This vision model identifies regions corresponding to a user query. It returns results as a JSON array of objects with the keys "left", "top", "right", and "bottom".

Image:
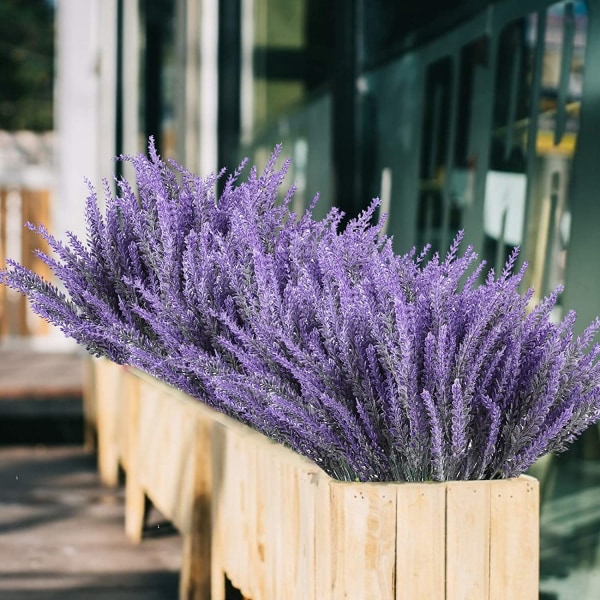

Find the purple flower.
[{"left": 3, "top": 139, "right": 600, "bottom": 482}]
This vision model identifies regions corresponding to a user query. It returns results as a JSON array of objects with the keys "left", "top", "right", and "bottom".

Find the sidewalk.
[
  {"left": 0, "top": 349, "right": 83, "bottom": 399},
  {"left": 0, "top": 349, "right": 84, "bottom": 445},
  {"left": 0, "top": 446, "right": 181, "bottom": 599},
  {"left": 0, "top": 349, "right": 182, "bottom": 599}
]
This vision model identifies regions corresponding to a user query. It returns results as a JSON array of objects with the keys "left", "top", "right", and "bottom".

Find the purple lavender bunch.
[
  {"left": 194, "top": 213, "right": 600, "bottom": 481},
  {"left": 3, "top": 141, "right": 600, "bottom": 482}
]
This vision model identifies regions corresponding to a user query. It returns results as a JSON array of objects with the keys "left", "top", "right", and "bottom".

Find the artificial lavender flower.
[{"left": 3, "top": 140, "right": 600, "bottom": 482}]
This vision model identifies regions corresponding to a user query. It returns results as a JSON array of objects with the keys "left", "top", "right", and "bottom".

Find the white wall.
[
  {"left": 55, "top": 0, "right": 103, "bottom": 242},
  {"left": 55, "top": 0, "right": 221, "bottom": 243},
  {"left": 175, "top": 0, "right": 219, "bottom": 176}
]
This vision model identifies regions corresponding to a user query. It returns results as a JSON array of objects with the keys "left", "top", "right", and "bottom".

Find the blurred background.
[{"left": 1, "top": 0, "right": 600, "bottom": 597}]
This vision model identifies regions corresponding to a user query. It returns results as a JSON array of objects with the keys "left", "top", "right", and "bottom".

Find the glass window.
[
  {"left": 483, "top": 17, "right": 533, "bottom": 274},
  {"left": 363, "top": 1, "right": 488, "bottom": 68},
  {"left": 416, "top": 37, "right": 491, "bottom": 255},
  {"left": 484, "top": 1, "right": 587, "bottom": 313},
  {"left": 139, "top": 0, "right": 177, "bottom": 159},
  {"left": 417, "top": 56, "right": 455, "bottom": 251},
  {"left": 248, "top": 0, "right": 334, "bottom": 134}
]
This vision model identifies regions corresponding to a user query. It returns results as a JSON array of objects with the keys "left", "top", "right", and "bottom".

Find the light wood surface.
[
  {"left": 395, "top": 482, "right": 446, "bottom": 598},
  {"left": 88, "top": 358, "right": 540, "bottom": 600}
]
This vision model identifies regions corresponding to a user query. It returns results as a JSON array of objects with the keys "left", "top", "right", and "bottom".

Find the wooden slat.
[
  {"left": 489, "top": 476, "right": 539, "bottom": 600},
  {"left": 315, "top": 475, "right": 333, "bottom": 599},
  {"left": 82, "top": 357, "right": 98, "bottom": 451},
  {"left": 20, "top": 188, "right": 52, "bottom": 336},
  {"left": 124, "top": 371, "right": 145, "bottom": 544},
  {"left": 221, "top": 425, "right": 247, "bottom": 592},
  {"left": 18, "top": 189, "right": 31, "bottom": 336},
  {"left": 291, "top": 464, "right": 321, "bottom": 600},
  {"left": 135, "top": 378, "right": 196, "bottom": 533},
  {"left": 258, "top": 441, "right": 279, "bottom": 600},
  {"left": 0, "top": 186, "right": 53, "bottom": 337},
  {"left": 165, "top": 397, "right": 197, "bottom": 531},
  {"left": 215, "top": 428, "right": 324, "bottom": 600},
  {"left": 250, "top": 436, "right": 271, "bottom": 599},
  {"left": 237, "top": 433, "right": 258, "bottom": 600},
  {"left": 179, "top": 414, "right": 213, "bottom": 600},
  {"left": 395, "top": 482, "right": 446, "bottom": 599},
  {"left": 95, "top": 359, "right": 124, "bottom": 487},
  {"left": 210, "top": 422, "right": 227, "bottom": 600},
  {"left": 0, "top": 188, "right": 7, "bottom": 338},
  {"left": 268, "top": 446, "right": 288, "bottom": 599},
  {"left": 445, "top": 480, "right": 491, "bottom": 599},
  {"left": 327, "top": 481, "right": 397, "bottom": 600}
]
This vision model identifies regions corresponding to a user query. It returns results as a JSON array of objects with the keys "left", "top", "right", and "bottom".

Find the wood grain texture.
[
  {"left": 0, "top": 189, "right": 6, "bottom": 337},
  {"left": 396, "top": 482, "right": 446, "bottom": 599},
  {"left": 328, "top": 481, "right": 397, "bottom": 600},
  {"left": 135, "top": 376, "right": 196, "bottom": 533},
  {"left": 82, "top": 357, "right": 97, "bottom": 451},
  {"left": 124, "top": 373, "right": 145, "bottom": 544},
  {"left": 95, "top": 358, "right": 124, "bottom": 487},
  {"left": 89, "top": 359, "right": 540, "bottom": 600},
  {"left": 179, "top": 415, "right": 213, "bottom": 600},
  {"left": 489, "top": 476, "right": 539, "bottom": 600},
  {"left": 210, "top": 422, "right": 227, "bottom": 600},
  {"left": 446, "top": 480, "right": 491, "bottom": 599}
]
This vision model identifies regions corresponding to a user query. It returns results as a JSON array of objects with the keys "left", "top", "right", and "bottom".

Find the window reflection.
[
  {"left": 485, "top": 18, "right": 531, "bottom": 273},
  {"left": 417, "top": 57, "right": 454, "bottom": 252},
  {"left": 417, "top": 38, "right": 489, "bottom": 255},
  {"left": 482, "top": 3, "right": 594, "bottom": 597},
  {"left": 249, "top": 0, "right": 334, "bottom": 133},
  {"left": 528, "top": 1, "right": 586, "bottom": 305},
  {"left": 140, "top": 0, "right": 177, "bottom": 159},
  {"left": 484, "top": 1, "right": 587, "bottom": 310},
  {"left": 452, "top": 37, "right": 489, "bottom": 215}
]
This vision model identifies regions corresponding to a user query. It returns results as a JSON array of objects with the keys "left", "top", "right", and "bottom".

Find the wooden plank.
[
  {"left": 489, "top": 476, "right": 539, "bottom": 600},
  {"left": 395, "top": 482, "right": 446, "bottom": 599},
  {"left": 135, "top": 376, "right": 163, "bottom": 498},
  {"left": 252, "top": 434, "right": 312, "bottom": 600},
  {"left": 180, "top": 414, "right": 213, "bottom": 600},
  {"left": 219, "top": 425, "right": 236, "bottom": 587},
  {"left": 95, "top": 359, "right": 124, "bottom": 487},
  {"left": 261, "top": 449, "right": 321, "bottom": 600},
  {"left": 237, "top": 432, "right": 257, "bottom": 600},
  {"left": 124, "top": 371, "right": 146, "bottom": 544},
  {"left": 327, "top": 481, "right": 397, "bottom": 600},
  {"left": 163, "top": 396, "right": 196, "bottom": 531},
  {"left": 250, "top": 437, "right": 271, "bottom": 600},
  {"left": 82, "top": 357, "right": 97, "bottom": 451},
  {"left": 210, "top": 422, "right": 227, "bottom": 600},
  {"left": 290, "top": 464, "right": 321, "bottom": 600},
  {"left": 217, "top": 427, "right": 324, "bottom": 600},
  {"left": 315, "top": 475, "right": 333, "bottom": 599},
  {"left": 0, "top": 188, "right": 7, "bottom": 338},
  {"left": 18, "top": 189, "right": 31, "bottom": 336},
  {"left": 135, "top": 378, "right": 196, "bottom": 532},
  {"left": 118, "top": 368, "right": 133, "bottom": 474},
  {"left": 222, "top": 426, "right": 248, "bottom": 593},
  {"left": 266, "top": 446, "right": 285, "bottom": 599},
  {"left": 445, "top": 480, "right": 491, "bottom": 599},
  {"left": 20, "top": 188, "right": 52, "bottom": 336},
  {"left": 266, "top": 454, "right": 289, "bottom": 598}
]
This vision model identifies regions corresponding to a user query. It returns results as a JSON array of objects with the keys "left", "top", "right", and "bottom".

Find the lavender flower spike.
[{"left": 3, "top": 140, "right": 600, "bottom": 482}]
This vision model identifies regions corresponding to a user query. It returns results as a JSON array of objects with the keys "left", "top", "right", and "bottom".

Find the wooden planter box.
[
  {"left": 83, "top": 357, "right": 128, "bottom": 486},
  {"left": 85, "top": 358, "right": 539, "bottom": 600}
]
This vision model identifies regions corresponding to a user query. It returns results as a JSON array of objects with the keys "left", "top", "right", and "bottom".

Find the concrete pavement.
[
  {"left": 0, "top": 446, "right": 182, "bottom": 599},
  {"left": 0, "top": 349, "right": 183, "bottom": 598}
]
